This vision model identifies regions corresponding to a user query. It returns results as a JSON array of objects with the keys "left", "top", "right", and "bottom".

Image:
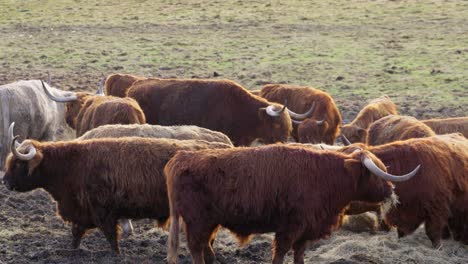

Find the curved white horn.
[
  {"left": 11, "top": 136, "right": 36, "bottom": 161},
  {"left": 8, "top": 122, "right": 20, "bottom": 148},
  {"left": 41, "top": 80, "right": 77, "bottom": 103},
  {"left": 362, "top": 155, "right": 420, "bottom": 182},
  {"left": 287, "top": 102, "right": 315, "bottom": 120},
  {"left": 96, "top": 77, "right": 105, "bottom": 96},
  {"left": 316, "top": 119, "right": 325, "bottom": 125},
  {"left": 291, "top": 119, "right": 303, "bottom": 125},
  {"left": 265, "top": 104, "right": 287, "bottom": 117},
  {"left": 341, "top": 135, "right": 351, "bottom": 146}
]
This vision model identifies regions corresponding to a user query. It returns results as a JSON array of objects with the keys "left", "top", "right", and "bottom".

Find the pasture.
[{"left": 0, "top": 0, "right": 467, "bottom": 263}]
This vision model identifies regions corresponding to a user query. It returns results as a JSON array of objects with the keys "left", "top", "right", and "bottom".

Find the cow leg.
[
  {"left": 99, "top": 218, "right": 120, "bottom": 254},
  {"left": 292, "top": 239, "right": 307, "bottom": 264},
  {"left": 424, "top": 218, "right": 444, "bottom": 249},
  {"left": 203, "top": 226, "right": 220, "bottom": 264},
  {"left": 185, "top": 223, "right": 217, "bottom": 264},
  {"left": 272, "top": 230, "right": 298, "bottom": 264},
  {"left": 442, "top": 225, "right": 451, "bottom": 239},
  {"left": 71, "top": 223, "right": 87, "bottom": 249},
  {"left": 376, "top": 207, "right": 391, "bottom": 232}
]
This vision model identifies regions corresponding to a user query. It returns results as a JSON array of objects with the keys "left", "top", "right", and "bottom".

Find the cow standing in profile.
[
  {"left": 165, "top": 145, "right": 419, "bottom": 264},
  {"left": 259, "top": 84, "right": 342, "bottom": 144},
  {"left": 42, "top": 81, "right": 146, "bottom": 137},
  {"left": 340, "top": 95, "right": 398, "bottom": 143},
  {"left": 2, "top": 123, "right": 231, "bottom": 253},
  {"left": 340, "top": 133, "right": 468, "bottom": 248},
  {"left": 421, "top": 116, "right": 468, "bottom": 138},
  {"left": 367, "top": 115, "right": 435, "bottom": 146},
  {"left": 126, "top": 78, "right": 313, "bottom": 146}
]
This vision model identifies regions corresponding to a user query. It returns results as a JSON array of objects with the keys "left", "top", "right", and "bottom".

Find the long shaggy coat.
[{"left": 126, "top": 78, "right": 292, "bottom": 146}]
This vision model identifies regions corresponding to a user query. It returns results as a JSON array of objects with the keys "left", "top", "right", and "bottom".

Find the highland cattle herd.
[{"left": 0, "top": 73, "right": 467, "bottom": 264}]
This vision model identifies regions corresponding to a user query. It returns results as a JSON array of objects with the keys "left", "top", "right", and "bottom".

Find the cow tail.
[{"left": 167, "top": 201, "right": 179, "bottom": 264}]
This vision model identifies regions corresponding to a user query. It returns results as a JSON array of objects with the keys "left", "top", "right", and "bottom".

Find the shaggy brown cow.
[
  {"left": 165, "top": 145, "right": 420, "bottom": 264},
  {"left": 341, "top": 96, "right": 398, "bottom": 143},
  {"left": 422, "top": 117, "right": 468, "bottom": 138},
  {"left": 42, "top": 81, "right": 146, "bottom": 137},
  {"left": 340, "top": 133, "right": 468, "bottom": 248},
  {"left": 367, "top": 115, "right": 435, "bottom": 146},
  {"left": 259, "top": 84, "right": 342, "bottom": 144},
  {"left": 2, "top": 126, "right": 231, "bottom": 253},
  {"left": 126, "top": 79, "right": 311, "bottom": 146},
  {"left": 104, "top": 73, "right": 146, "bottom": 97}
]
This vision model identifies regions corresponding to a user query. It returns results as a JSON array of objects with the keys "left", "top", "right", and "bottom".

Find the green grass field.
[{"left": 1, "top": 0, "right": 467, "bottom": 119}]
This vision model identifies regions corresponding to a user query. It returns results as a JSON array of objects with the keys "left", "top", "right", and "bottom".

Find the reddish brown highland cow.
[
  {"left": 259, "top": 84, "right": 342, "bottom": 144},
  {"left": 126, "top": 78, "right": 315, "bottom": 146},
  {"left": 340, "top": 133, "right": 468, "bottom": 248},
  {"left": 165, "top": 145, "right": 419, "bottom": 264},
  {"left": 367, "top": 115, "right": 435, "bottom": 146},
  {"left": 104, "top": 73, "right": 147, "bottom": 97},
  {"left": 422, "top": 117, "right": 468, "bottom": 138},
  {"left": 2, "top": 125, "right": 231, "bottom": 253},
  {"left": 340, "top": 95, "right": 398, "bottom": 143},
  {"left": 42, "top": 81, "right": 146, "bottom": 137}
]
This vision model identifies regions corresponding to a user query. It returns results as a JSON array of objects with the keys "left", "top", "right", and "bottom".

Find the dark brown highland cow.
[
  {"left": 126, "top": 79, "right": 312, "bottom": 146},
  {"left": 2, "top": 124, "right": 231, "bottom": 253},
  {"left": 341, "top": 95, "right": 398, "bottom": 143},
  {"left": 42, "top": 81, "right": 146, "bottom": 137},
  {"left": 165, "top": 145, "right": 420, "bottom": 264},
  {"left": 259, "top": 84, "right": 342, "bottom": 144},
  {"left": 422, "top": 117, "right": 468, "bottom": 138},
  {"left": 340, "top": 133, "right": 468, "bottom": 248},
  {"left": 367, "top": 115, "right": 435, "bottom": 146},
  {"left": 104, "top": 73, "right": 147, "bottom": 97}
]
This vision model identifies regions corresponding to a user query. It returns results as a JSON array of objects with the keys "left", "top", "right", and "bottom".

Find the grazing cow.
[
  {"left": 340, "top": 133, "right": 468, "bottom": 247},
  {"left": 341, "top": 96, "right": 398, "bottom": 143},
  {"left": 2, "top": 123, "right": 231, "bottom": 253},
  {"left": 422, "top": 117, "right": 468, "bottom": 138},
  {"left": 259, "top": 84, "right": 342, "bottom": 144},
  {"left": 367, "top": 115, "right": 435, "bottom": 146},
  {"left": 165, "top": 145, "right": 420, "bottom": 264},
  {"left": 42, "top": 81, "right": 146, "bottom": 137},
  {"left": 126, "top": 79, "right": 311, "bottom": 146},
  {"left": 78, "top": 124, "right": 233, "bottom": 146},
  {"left": 0, "top": 80, "right": 72, "bottom": 173},
  {"left": 104, "top": 73, "right": 146, "bottom": 97}
]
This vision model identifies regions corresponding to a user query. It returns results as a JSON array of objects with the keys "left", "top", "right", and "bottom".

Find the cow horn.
[
  {"left": 265, "top": 102, "right": 287, "bottom": 117},
  {"left": 47, "top": 71, "right": 51, "bottom": 85},
  {"left": 96, "top": 76, "right": 105, "bottom": 96},
  {"left": 11, "top": 136, "right": 36, "bottom": 161},
  {"left": 341, "top": 135, "right": 351, "bottom": 146},
  {"left": 8, "top": 122, "right": 20, "bottom": 148},
  {"left": 287, "top": 102, "right": 315, "bottom": 120},
  {"left": 316, "top": 119, "right": 325, "bottom": 125},
  {"left": 42, "top": 80, "right": 77, "bottom": 103},
  {"left": 291, "top": 119, "right": 303, "bottom": 125},
  {"left": 362, "top": 154, "right": 420, "bottom": 182}
]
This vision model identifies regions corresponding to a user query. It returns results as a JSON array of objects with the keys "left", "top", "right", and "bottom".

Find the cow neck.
[{"left": 37, "top": 142, "right": 79, "bottom": 201}]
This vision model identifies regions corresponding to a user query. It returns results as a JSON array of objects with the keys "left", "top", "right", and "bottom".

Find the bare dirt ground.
[{"left": 0, "top": 0, "right": 467, "bottom": 263}]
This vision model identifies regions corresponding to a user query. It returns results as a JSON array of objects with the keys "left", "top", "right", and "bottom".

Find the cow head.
[
  {"left": 296, "top": 118, "right": 329, "bottom": 144},
  {"left": 347, "top": 149, "right": 420, "bottom": 206},
  {"left": 3, "top": 124, "right": 43, "bottom": 192},
  {"left": 41, "top": 80, "right": 96, "bottom": 129},
  {"left": 257, "top": 103, "right": 293, "bottom": 144},
  {"left": 340, "top": 125, "right": 368, "bottom": 143}
]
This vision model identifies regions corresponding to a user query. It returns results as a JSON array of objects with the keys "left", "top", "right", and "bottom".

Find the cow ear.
[{"left": 28, "top": 151, "right": 44, "bottom": 176}]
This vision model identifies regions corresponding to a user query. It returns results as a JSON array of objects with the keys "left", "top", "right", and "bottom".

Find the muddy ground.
[{"left": 0, "top": 0, "right": 467, "bottom": 263}]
